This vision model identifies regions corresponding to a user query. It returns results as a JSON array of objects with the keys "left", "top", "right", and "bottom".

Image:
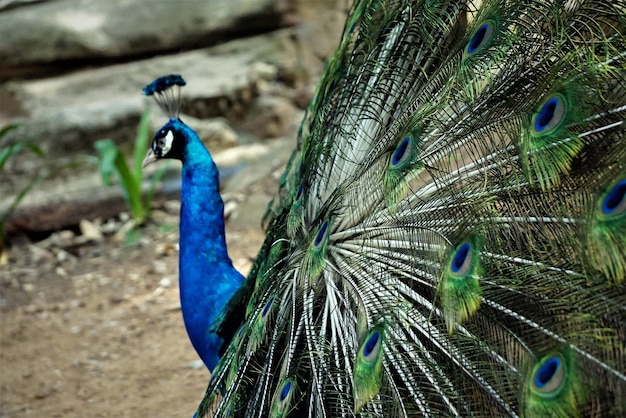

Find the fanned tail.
[{"left": 200, "top": 0, "right": 626, "bottom": 416}]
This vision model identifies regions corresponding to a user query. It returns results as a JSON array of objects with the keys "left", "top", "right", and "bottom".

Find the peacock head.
[
  {"left": 141, "top": 74, "right": 188, "bottom": 167},
  {"left": 143, "top": 119, "right": 187, "bottom": 166}
]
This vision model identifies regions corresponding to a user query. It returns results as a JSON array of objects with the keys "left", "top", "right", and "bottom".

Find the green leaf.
[
  {"left": 0, "top": 123, "right": 19, "bottom": 138},
  {"left": 0, "top": 125, "right": 44, "bottom": 171},
  {"left": 113, "top": 149, "right": 145, "bottom": 225},
  {"left": 0, "top": 173, "right": 44, "bottom": 245},
  {"left": 95, "top": 139, "right": 145, "bottom": 224},
  {"left": 124, "top": 226, "right": 142, "bottom": 247},
  {"left": 0, "top": 125, "right": 46, "bottom": 253},
  {"left": 0, "top": 142, "right": 24, "bottom": 171},
  {"left": 93, "top": 110, "right": 159, "bottom": 226},
  {"left": 94, "top": 139, "right": 120, "bottom": 186},
  {"left": 24, "top": 143, "right": 45, "bottom": 158},
  {"left": 1, "top": 173, "right": 44, "bottom": 222}
]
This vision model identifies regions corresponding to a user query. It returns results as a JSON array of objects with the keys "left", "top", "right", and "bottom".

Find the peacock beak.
[{"left": 142, "top": 148, "right": 157, "bottom": 168}]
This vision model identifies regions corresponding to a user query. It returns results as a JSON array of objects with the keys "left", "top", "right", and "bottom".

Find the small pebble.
[
  {"left": 59, "top": 230, "right": 74, "bottom": 240},
  {"left": 23, "top": 304, "right": 41, "bottom": 314},
  {"left": 79, "top": 219, "right": 103, "bottom": 242},
  {"left": 153, "top": 260, "right": 168, "bottom": 274},
  {"left": 164, "top": 200, "right": 181, "bottom": 214},
  {"left": 35, "top": 385, "right": 53, "bottom": 399},
  {"left": 189, "top": 359, "right": 204, "bottom": 370},
  {"left": 224, "top": 200, "right": 238, "bottom": 219},
  {"left": 109, "top": 294, "right": 126, "bottom": 305},
  {"left": 155, "top": 242, "right": 177, "bottom": 256},
  {"left": 101, "top": 218, "right": 118, "bottom": 234}
]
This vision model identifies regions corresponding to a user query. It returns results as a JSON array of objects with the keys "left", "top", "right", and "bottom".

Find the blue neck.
[{"left": 176, "top": 122, "right": 244, "bottom": 371}]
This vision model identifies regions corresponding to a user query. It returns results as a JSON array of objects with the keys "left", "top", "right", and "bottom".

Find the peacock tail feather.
[{"left": 180, "top": 0, "right": 625, "bottom": 416}]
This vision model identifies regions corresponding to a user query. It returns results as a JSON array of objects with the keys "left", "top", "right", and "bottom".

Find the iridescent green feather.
[
  {"left": 439, "top": 237, "right": 482, "bottom": 333},
  {"left": 247, "top": 296, "right": 274, "bottom": 354},
  {"left": 245, "top": 239, "right": 287, "bottom": 318},
  {"left": 269, "top": 378, "right": 296, "bottom": 418},
  {"left": 383, "top": 132, "right": 425, "bottom": 208},
  {"left": 286, "top": 183, "right": 305, "bottom": 239},
  {"left": 353, "top": 326, "right": 385, "bottom": 413},
  {"left": 519, "top": 66, "right": 601, "bottom": 190},
  {"left": 521, "top": 349, "right": 585, "bottom": 418},
  {"left": 299, "top": 219, "right": 332, "bottom": 282},
  {"left": 585, "top": 177, "right": 626, "bottom": 284}
]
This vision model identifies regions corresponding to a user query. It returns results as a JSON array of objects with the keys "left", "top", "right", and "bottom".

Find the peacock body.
[{"left": 144, "top": 0, "right": 626, "bottom": 416}]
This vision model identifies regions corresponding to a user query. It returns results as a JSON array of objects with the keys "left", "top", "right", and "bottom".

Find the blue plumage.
[
  {"left": 142, "top": 90, "right": 244, "bottom": 371},
  {"left": 176, "top": 120, "right": 245, "bottom": 370}
]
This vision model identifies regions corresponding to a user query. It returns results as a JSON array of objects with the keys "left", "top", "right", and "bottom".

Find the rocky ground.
[{"left": 0, "top": 1, "right": 347, "bottom": 416}]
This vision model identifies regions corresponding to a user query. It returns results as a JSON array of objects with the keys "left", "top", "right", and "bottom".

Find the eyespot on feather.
[
  {"left": 600, "top": 178, "right": 626, "bottom": 218},
  {"left": 450, "top": 242, "right": 473, "bottom": 276},
  {"left": 314, "top": 220, "right": 329, "bottom": 248},
  {"left": 531, "top": 94, "right": 566, "bottom": 135},
  {"left": 465, "top": 20, "right": 496, "bottom": 56}
]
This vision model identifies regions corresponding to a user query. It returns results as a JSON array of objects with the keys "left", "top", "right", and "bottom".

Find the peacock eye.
[
  {"left": 465, "top": 20, "right": 496, "bottom": 56},
  {"left": 391, "top": 136, "right": 412, "bottom": 167},
  {"left": 530, "top": 353, "right": 566, "bottom": 395},
  {"left": 531, "top": 94, "right": 566, "bottom": 135},
  {"left": 600, "top": 178, "right": 626, "bottom": 218}
]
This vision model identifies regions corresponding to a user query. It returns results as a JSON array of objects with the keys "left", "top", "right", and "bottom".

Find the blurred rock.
[
  {"left": 109, "top": 294, "right": 126, "bottom": 305},
  {"left": 0, "top": 0, "right": 294, "bottom": 80},
  {"left": 224, "top": 200, "right": 239, "bottom": 220},
  {"left": 1, "top": 31, "right": 304, "bottom": 235},
  {"left": 112, "top": 220, "right": 135, "bottom": 243},
  {"left": 0, "top": 0, "right": 347, "bottom": 243},
  {"left": 79, "top": 219, "right": 103, "bottom": 242},
  {"left": 170, "top": 116, "right": 239, "bottom": 150},
  {"left": 152, "top": 260, "right": 168, "bottom": 274},
  {"left": 240, "top": 95, "right": 299, "bottom": 139}
]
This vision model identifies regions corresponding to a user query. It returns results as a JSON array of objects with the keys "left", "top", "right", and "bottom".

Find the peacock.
[
  {"left": 142, "top": 74, "right": 245, "bottom": 372},
  {"left": 142, "top": 0, "right": 626, "bottom": 416}
]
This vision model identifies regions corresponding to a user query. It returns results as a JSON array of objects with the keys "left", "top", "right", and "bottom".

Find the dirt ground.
[{"left": 0, "top": 164, "right": 277, "bottom": 417}]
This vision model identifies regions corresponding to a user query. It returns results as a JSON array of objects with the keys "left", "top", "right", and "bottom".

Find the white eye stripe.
[
  {"left": 155, "top": 130, "right": 174, "bottom": 156},
  {"left": 164, "top": 130, "right": 174, "bottom": 151}
]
